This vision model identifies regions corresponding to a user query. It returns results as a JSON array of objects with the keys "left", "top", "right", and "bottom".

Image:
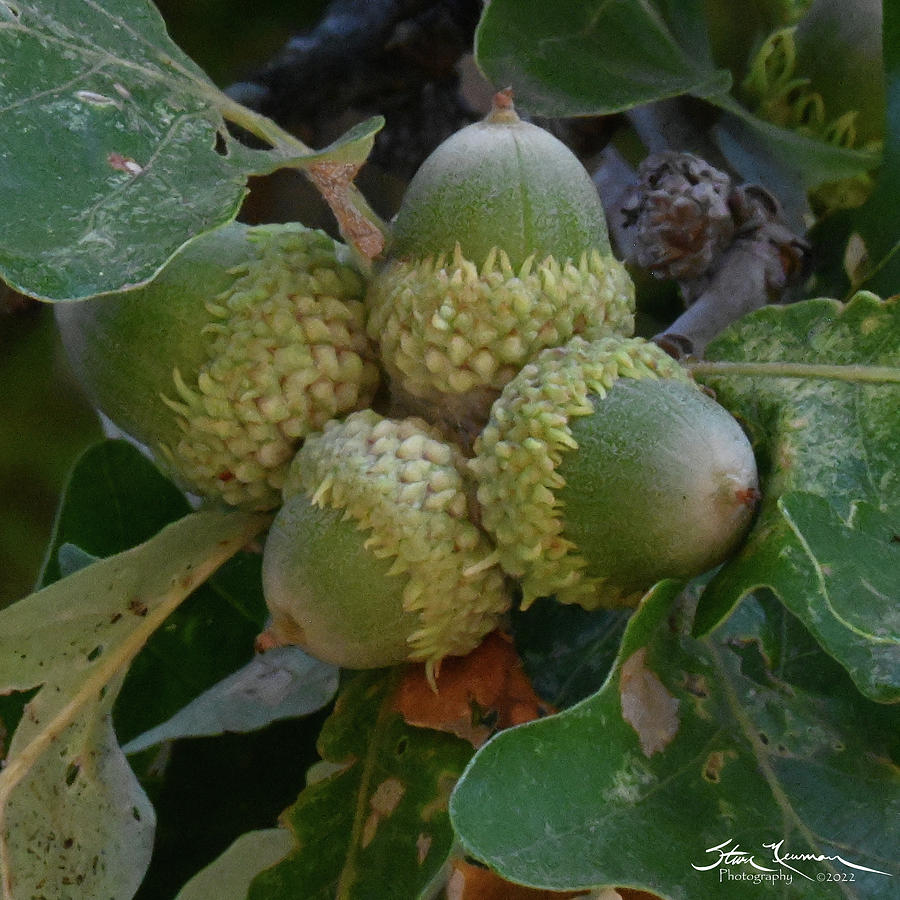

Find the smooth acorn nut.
[
  {"left": 55, "top": 222, "right": 380, "bottom": 509},
  {"left": 260, "top": 410, "right": 510, "bottom": 680},
  {"left": 366, "top": 90, "right": 635, "bottom": 439},
  {"left": 470, "top": 336, "right": 759, "bottom": 609}
]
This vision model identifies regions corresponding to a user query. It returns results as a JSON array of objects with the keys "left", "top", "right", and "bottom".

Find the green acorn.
[
  {"left": 260, "top": 410, "right": 510, "bottom": 679},
  {"left": 366, "top": 90, "right": 635, "bottom": 439},
  {"left": 470, "top": 337, "right": 759, "bottom": 609},
  {"left": 56, "top": 222, "right": 380, "bottom": 509}
]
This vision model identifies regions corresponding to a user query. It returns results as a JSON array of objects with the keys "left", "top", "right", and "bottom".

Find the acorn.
[
  {"left": 470, "top": 337, "right": 759, "bottom": 609},
  {"left": 260, "top": 410, "right": 510, "bottom": 679},
  {"left": 55, "top": 222, "right": 380, "bottom": 509},
  {"left": 366, "top": 90, "right": 635, "bottom": 441}
]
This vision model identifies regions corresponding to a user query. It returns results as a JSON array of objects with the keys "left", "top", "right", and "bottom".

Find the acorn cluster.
[{"left": 58, "top": 93, "right": 758, "bottom": 678}]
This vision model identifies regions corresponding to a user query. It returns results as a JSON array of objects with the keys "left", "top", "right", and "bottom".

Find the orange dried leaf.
[
  {"left": 447, "top": 859, "right": 589, "bottom": 899},
  {"left": 394, "top": 632, "right": 550, "bottom": 746}
]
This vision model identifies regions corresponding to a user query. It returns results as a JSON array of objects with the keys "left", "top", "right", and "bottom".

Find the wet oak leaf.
[
  {"left": 394, "top": 632, "right": 551, "bottom": 747},
  {"left": 0, "top": 0, "right": 383, "bottom": 300},
  {"left": 474, "top": 0, "right": 873, "bottom": 221},
  {"left": 474, "top": 0, "right": 730, "bottom": 117}
]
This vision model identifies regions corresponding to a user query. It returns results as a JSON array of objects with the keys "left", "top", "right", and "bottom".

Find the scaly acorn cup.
[
  {"left": 366, "top": 90, "right": 635, "bottom": 440},
  {"left": 470, "top": 336, "right": 759, "bottom": 610},
  {"left": 260, "top": 410, "right": 510, "bottom": 680},
  {"left": 56, "top": 222, "right": 380, "bottom": 509}
]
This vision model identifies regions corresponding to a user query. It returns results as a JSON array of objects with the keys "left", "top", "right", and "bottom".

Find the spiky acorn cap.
[
  {"left": 56, "top": 222, "right": 380, "bottom": 509},
  {"left": 366, "top": 92, "right": 634, "bottom": 436},
  {"left": 470, "top": 336, "right": 759, "bottom": 609},
  {"left": 261, "top": 410, "right": 510, "bottom": 679}
]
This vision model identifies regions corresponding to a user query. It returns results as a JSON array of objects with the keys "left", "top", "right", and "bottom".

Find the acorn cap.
[
  {"left": 367, "top": 245, "right": 635, "bottom": 432},
  {"left": 262, "top": 410, "right": 510, "bottom": 679},
  {"left": 470, "top": 336, "right": 758, "bottom": 609},
  {"left": 57, "top": 222, "right": 380, "bottom": 509}
]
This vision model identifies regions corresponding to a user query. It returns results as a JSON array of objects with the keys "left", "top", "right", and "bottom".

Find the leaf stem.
[
  {"left": 689, "top": 360, "right": 900, "bottom": 384},
  {"left": 212, "top": 89, "right": 314, "bottom": 155},
  {"left": 209, "top": 87, "right": 388, "bottom": 264}
]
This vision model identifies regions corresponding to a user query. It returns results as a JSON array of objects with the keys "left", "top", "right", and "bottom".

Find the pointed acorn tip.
[{"left": 486, "top": 87, "right": 520, "bottom": 124}]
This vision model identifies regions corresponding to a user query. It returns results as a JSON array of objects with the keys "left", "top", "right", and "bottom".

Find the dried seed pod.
[{"left": 620, "top": 151, "right": 735, "bottom": 282}]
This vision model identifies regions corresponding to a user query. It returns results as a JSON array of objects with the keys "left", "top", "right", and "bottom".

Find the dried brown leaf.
[{"left": 394, "top": 633, "right": 550, "bottom": 746}]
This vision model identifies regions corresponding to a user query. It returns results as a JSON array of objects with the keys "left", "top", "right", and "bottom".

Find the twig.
[{"left": 689, "top": 360, "right": 900, "bottom": 384}]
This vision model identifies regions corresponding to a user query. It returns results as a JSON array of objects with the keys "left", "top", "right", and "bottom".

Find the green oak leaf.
[
  {"left": 248, "top": 669, "right": 473, "bottom": 900},
  {"left": 450, "top": 586, "right": 899, "bottom": 898},
  {"left": 472, "top": 0, "right": 874, "bottom": 217},
  {"left": 32, "top": 439, "right": 277, "bottom": 745},
  {"left": 692, "top": 293, "right": 900, "bottom": 702},
  {"left": 0, "top": 0, "right": 383, "bottom": 300},
  {"left": 512, "top": 598, "right": 632, "bottom": 709},
  {"left": 0, "top": 506, "right": 268, "bottom": 900},
  {"left": 709, "top": 93, "right": 878, "bottom": 224},
  {"left": 39, "top": 439, "right": 190, "bottom": 587},
  {"left": 474, "top": 0, "right": 731, "bottom": 116},
  {"left": 0, "top": 305, "right": 101, "bottom": 609}
]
